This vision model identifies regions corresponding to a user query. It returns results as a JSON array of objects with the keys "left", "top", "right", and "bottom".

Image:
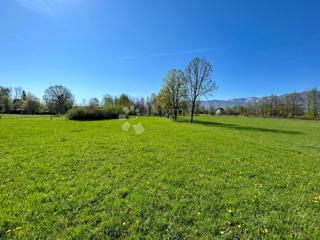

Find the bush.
[
  {"left": 104, "top": 104, "right": 124, "bottom": 115},
  {"left": 67, "top": 106, "right": 120, "bottom": 121}
]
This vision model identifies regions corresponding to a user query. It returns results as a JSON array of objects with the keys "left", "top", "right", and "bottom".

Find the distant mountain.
[
  {"left": 201, "top": 91, "right": 309, "bottom": 109},
  {"left": 200, "top": 97, "right": 260, "bottom": 108}
]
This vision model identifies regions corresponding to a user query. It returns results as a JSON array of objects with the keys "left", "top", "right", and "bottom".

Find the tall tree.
[
  {"left": 21, "top": 90, "right": 27, "bottom": 100},
  {"left": 118, "top": 94, "right": 131, "bottom": 107},
  {"left": 147, "top": 93, "right": 159, "bottom": 116},
  {"left": 13, "top": 87, "right": 23, "bottom": 100},
  {"left": 25, "top": 93, "right": 42, "bottom": 114},
  {"left": 186, "top": 57, "right": 216, "bottom": 122},
  {"left": 284, "top": 92, "right": 304, "bottom": 118},
  {"left": 307, "top": 88, "right": 320, "bottom": 118},
  {"left": 163, "top": 69, "right": 187, "bottom": 120},
  {"left": 269, "top": 95, "right": 280, "bottom": 116},
  {"left": 0, "top": 86, "right": 12, "bottom": 113},
  {"left": 103, "top": 94, "right": 114, "bottom": 106},
  {"left": 43, "top": 85, "right": 74, "bottom": 115},
  {"left": 89, "top": 98, "right": 100, "bottom": 108},
  {"left": 156, "top": 87, "right": 171, "bottom": 116}
]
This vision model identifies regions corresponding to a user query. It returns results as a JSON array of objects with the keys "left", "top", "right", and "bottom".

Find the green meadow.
[{"left": 0, "top": 115, "right": 319, "bottom": 239}]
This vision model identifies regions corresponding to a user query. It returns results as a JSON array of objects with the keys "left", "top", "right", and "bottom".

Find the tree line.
[
  {"left": 199, "top": 89, "right": 320, "bottom": 119},
  {"left": 0, "top": 85, "right": 74, "bottom": 115},
  {"left": 1, "top": 57, "right": 216, "bottom": 122},
  {"left": 1, "top": 56, "right": 319, "bottom": 120}
]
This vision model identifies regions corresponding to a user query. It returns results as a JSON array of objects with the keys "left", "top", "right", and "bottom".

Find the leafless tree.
[
  {"left": 89, "top": 98, "right": 100, "bottom": 107},
  {"left": 186, "top": 57, "right": 216, "bottom": 122},
  {"left": 284, "top": 92, "right": 304, "bottom": 118},
  {"left": 14, "top": 87, "right": 23, "bottom": 100},
  {"left": 103, "top": 94, "right": 114, "bottom": 106},
  {"left": 259, "top": 95, "right": 280, "bottom": 116},
  {"left": 269, "top": 95, "right": 280, "bottom": 116},
  {"left": 43, "top": 85, "right": 74, "bottom": 115},
  {"left": 307, "top": 88, "right": 320, "bottom": 118}
]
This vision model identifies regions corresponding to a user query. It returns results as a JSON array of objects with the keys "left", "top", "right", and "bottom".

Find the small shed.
[{"left": 215, "top": 108, "right": 225, "bottom": 115}]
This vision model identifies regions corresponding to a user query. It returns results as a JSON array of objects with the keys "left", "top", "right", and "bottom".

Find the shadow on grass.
[{"left": 177, "top": 119, "right": 303, "bottom": 135}]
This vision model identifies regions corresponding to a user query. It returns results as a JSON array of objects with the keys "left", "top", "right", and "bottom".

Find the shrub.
[
  {"left": 104, "top": 104, "right": 124, "bottom": 115},
  {"left": 67, "top": 106, "right": 119, "bottom": 121}
]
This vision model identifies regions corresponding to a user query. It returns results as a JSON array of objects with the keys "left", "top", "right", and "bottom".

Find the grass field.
[{"left": 0, "top": 115, "right": 319, "bottom": 239}]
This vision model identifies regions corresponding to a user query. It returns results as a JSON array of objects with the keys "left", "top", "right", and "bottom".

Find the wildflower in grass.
[
  {"left": 237, "top": 224, "right": 241, "bottom": 228},
  {"left": 123, "top": 222, "right": 126, "bottom": 226},
  {"left": 220, "top": 230, "right": 224, "bottom": 235},
  {"left": 197, "top": 212, "right": 201, "bottom": 215},
  {"left": 227, "top": 209, "right": 233, "bottom": 213},
  {"left": 312, "top": 196, "right": 320, "bottom": 203},
  {"left": 262, "top": 228, "right": 268, "bottom": 234}
]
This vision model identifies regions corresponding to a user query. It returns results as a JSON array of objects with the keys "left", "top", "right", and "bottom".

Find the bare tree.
[
  {"left": 307, "top": 88, "right": 320, "bottom": 118},
  {"left": 186, "top": 57, "right": 216, "bottom": 122},
  {"left": 89, "top": 98, "right": 100, "bottom": 107},
  {"left": 284, "top": 92, "right": 304, "bottom": 118},
  {"left": 149, "top": 93, "right": 158, "bottom": 115},
  {"left": 146, "top": 95, "right": 152, "bottom": 116},
  {"left": 164, "top": 69, "right": 187, "bottom": 120},
  {"left": 103, "top": 94, "right": 114, "bottom": 106},
  {"left": 258, "top": 95, "right": 280, "bottom": 117},
  {"left": 43, "top": 85, "right": 74, "bottom": 115},
  {"left": 259, "top": 97, "right": 271, "bottom": 116},
  {"left": 14, "top": 87, "right": 23, "bottom": 100},
  {"left": 269, "top": 95, "right": 280, "bottom": 116}
]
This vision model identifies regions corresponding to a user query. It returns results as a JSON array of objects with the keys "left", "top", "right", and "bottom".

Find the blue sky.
[{"left": 0, "top": 0, "right": 319, "bottom": 102}]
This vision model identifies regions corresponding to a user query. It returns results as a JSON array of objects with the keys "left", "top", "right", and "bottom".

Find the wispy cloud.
[
  {"left": 17, "top": 0, "right": 82, "bottom": 17},
  {"left": 118, "top": 47, "right": 219, "bottom": 60},
  {"left": 15, "top": 34, "right": 28, "bottom": 43}
]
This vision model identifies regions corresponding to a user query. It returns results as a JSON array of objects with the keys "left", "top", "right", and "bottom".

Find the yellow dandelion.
[{"left": 312, "top": 196, "right": 320, "bottom": 203}]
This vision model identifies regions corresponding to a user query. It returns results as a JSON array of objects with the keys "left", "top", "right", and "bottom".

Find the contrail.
[
  {"left": 15, "top": 34, "right": 28, "bottom": 43},
  {"left": 17, "top": 0, "right": 56, "bottom": 17},
  {"left": 118, "top": 47, "right": 218, "bottom": 60}
]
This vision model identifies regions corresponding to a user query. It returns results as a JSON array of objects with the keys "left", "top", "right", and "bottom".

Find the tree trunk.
[{"left": 190, "top": 100, "right": 196, "bottom": 123}]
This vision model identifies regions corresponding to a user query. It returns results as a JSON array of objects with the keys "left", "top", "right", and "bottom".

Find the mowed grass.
[{"left": 0, "top": 115, "right": 319, "bottom": 239}]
